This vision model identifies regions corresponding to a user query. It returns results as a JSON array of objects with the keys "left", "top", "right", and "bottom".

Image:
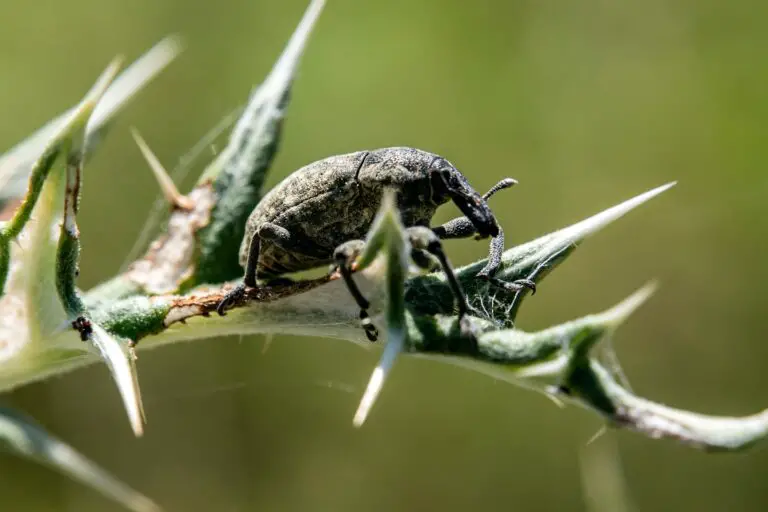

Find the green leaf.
[
  {"left": 417, "top": 283, "right": 768, "bottom": 451},
  {"left": 0, "top": 58, "right": 147, "bottom": 436},
  {"left": 0, "top": 59, "right": 121, "bottom": 305},
  {"left": 193, "top": 0, "right": 327, "bottom": 285},
  {"left": 83, "top": 37, "right": 182, "bottom": 153},
  {"left": 86, "top": 325, "right": 146, "bottom": 437},
  {"left": 406, "top": 182, "right": 676, "bottom": 326},
  {"left": 0, "top": 407, "right": 159, "bottom": 512},
  {"left": 471, "top": 283, "right": 656, "bottom": 378},
  {"left": 0, "top": 37, "right": 181, "bottom": 209},
  {"left": 587, "top": 364, "right": 768, "bottom": 451},
  {"left": 353, "top": 190, "right": 410, "bottom": 427}
]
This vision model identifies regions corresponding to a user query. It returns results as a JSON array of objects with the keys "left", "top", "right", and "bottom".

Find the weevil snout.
[
  {"left": 450, "top": 189, "right": 499, "bottom": 238},
  {"left": 433, "top": 164, "right": 500, "bottom": 238}
]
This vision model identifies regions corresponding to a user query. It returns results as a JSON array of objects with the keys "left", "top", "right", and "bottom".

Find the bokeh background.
[{"left": 1, "top": 0, "right": 767, "bottom": 510}]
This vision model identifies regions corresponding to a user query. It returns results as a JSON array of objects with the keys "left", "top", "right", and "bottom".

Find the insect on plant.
[{"left": 216, "top": 147, "right": 535, "bottom": 340}]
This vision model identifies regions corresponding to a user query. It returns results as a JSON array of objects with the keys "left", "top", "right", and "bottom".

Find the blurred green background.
[{"left": 1, "top": 0, "right": 767, "bottom": 510}]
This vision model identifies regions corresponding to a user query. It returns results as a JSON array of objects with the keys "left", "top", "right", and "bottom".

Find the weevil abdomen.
[{"left": 240, "top": 151, "right": 372, "bottom": 274}]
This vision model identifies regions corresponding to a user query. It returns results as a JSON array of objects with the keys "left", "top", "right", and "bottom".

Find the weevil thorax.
[
  {"left": 357, "top": 148, "right": 451, "bottom": 227},
  {"left": 358, "top": 147, "right": 498, "bottom": 237}
]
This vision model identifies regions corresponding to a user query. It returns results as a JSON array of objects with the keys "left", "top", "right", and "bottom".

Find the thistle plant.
[{"left": 0, "top": 1, "right": 766, "bottom": 510}]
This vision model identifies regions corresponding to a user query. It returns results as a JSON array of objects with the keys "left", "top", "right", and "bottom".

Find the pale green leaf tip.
[
  {"left": 353, "top": 366, "right": 385, "bottom": 428},
  {"left": 600, "top": 280, "right": 658, "bottom": 331},
  {"left": 561, "top": 181, "right": 676, "bottom": 245},
  {"left": 86, "top": 36, "right": 183, "bottom": 137},
  {"left": 130, "top": 127, "right": 192, "bottom": 209},
  {"left": 710, "top": 408, "right": 768, "bottom": 451},
  {"left": 200, "top": 0, "right": 324, "bottom": 188},
  {"left": 0, "top": 38, "right": 178, "bottom": 190},
  {"left": 533, "top": 181, "right": 677, "bottom": 258},
  {"left": 379, "top": 188, "right": 403, "bottom": 233},
  {"left": 236, "top": 0, "right": 326, "bottom": 120},
  {"left": 89, "top": 325, "right": 145, "bottom": 437},
  {"left": 83, "top": 57, "right": 124, "bottom": 110},
  {"left": 353, "top": 326, "right": 408, "bottom": 428},
  {"left": 223, "top": 0, "right": 326, "bottom": 156},
  {"left": 352, "top": 188, "right": 409, "bottom": 428},
  {"left": 477, "top": 182, "right": 677, "bottom": 284},
  {"left": 267, "top": 0, "right": 326, "bottom": 87},
  {"left": 569, "top": 282, "right": 657, "bottom": 358}
]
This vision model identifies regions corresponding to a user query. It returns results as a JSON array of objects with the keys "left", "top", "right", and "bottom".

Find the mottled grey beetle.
[{"left": 216, "top": 147, "right": 534, "bottom": 340}]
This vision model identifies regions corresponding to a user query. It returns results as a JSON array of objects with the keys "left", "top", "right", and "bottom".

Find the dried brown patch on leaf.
[
  {"left": 164, "top": 273, "right": 335, "bottom": 326},
  {"left": 127, "top": 184, "right": 216, "bottom": 294}
]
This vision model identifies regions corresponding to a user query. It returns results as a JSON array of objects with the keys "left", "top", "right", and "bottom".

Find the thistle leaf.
[
  {"left": 84, "top": 37, "right": 182, "bottom": 151},
  {"left": 86, "top": 324, "right": 146, "bottom": 437},
  {"left": 590, "top": 363, "right": 768, "bottom": 451},
  {"left": 353, "top": 191, "right": 410, "bottom": 427},
  {"left": 0, "top": 37, "right": 181, "bottom": 209},
  {"left": 407, "top": 182, "right": 676, "bottom": 326},
  {"left": 0, "top": 408, "right": 159, "bottom": 512},
  {"left": 193, "top": 0, "right": 327, "bottom": 285}
]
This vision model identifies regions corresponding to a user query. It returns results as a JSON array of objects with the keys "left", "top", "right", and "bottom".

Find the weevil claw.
[
  {"left": 476, "top": 274, "right": 537, "bottom": 295},
  {"left": 360, "top": 310, "right": 378, "bottom": 342},
  {"left": 513, "top": 278, "right": 537, "bottom": 295},
  {"left": 217, "top": 283, "right": 247, "bottom": 316}
]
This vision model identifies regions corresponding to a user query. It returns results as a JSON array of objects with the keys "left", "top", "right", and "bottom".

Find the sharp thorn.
[{"left": 131, "top": 127, "right": 194, "bottom": 210}]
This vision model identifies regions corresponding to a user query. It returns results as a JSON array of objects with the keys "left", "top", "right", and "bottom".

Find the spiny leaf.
[
  {"left": 407, "top": 182, "right": 676, "bottom": 326},
  {"left": 130, "top": 128, "right": 193, "bottom": 210},
  {"left": 419, "top": 283, "right": 768, "bottom": 450},
  {"left": 488, "top": 182, "right": 676, "bottom": 289},
  {"left": 0, "top": 59, "right": 121, "bottom": 310},
  {"left": 84, "top": 37, "right": 182, "bottom": 151},
  {"left": 353, "top": 190, "right": 409, "bottom": 427},
  {"left": 55, "top": 60, "right": 124, "bottom": 317},
  {"left": 118, "top": 106, "right": 243, "bottom": 275},
  {"left": 405, "top": 285, "right": 653, "bottom": 403},
  {"left": 86, "top": 324, "right": 145, "bottom": 437},
  {"left": 0, "top": 37, "right": 181, "bottom": 207},
  {"left": 589, "top": 363, "right": 768, "bottom": 451},
  {"left": 193, "top": 0, "right": 327, "bottom": 285},
  {"left": 0, "top": 408, "right": 159, "bottom": 512},
  {"left": 4, "top": 58, "right": 147, "bottom": 436},
  {"left": 416, "top": 283, "right": 657, "bottom": 385}
]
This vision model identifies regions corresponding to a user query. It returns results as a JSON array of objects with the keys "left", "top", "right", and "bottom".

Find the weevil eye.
[{"left": 438, "top": 167, "right": 459, "bottom": 189}]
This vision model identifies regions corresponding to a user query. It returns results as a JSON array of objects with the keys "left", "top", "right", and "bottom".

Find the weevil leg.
[
  {"left": 216, "top": 229, "right": 263, "bottom": 315},
  {"left": 432, "top": 177, "right": 515, "bottom": 239},
  {"left": 432, "top": 178, "right": 535, "bottom": 293},
  {"left": 432, "top": 216, "right": 477, "bottom": 240},
  {"left": 216, "top": 282, "right": 248, "bottom": 316},
  {"left": 407, "top": 227, "right": 476, "bottom": 340},
  {"left": 217, "top": 222, "right": 301, "bottom": 316},
  {"left": 257, "top": 224, "right": 303, "bottom": 285},
  {"left": 257, "top": 222, "right": 293, "bottom": 250},
  {"left": 433, "top": 221, "right": 535, "bottom": 293},
  {"left": 434, "top": 217, "right": 509, "bottom": 278},
  {"left": 333, "top": 240, "right": 379, "bottom": 342}
]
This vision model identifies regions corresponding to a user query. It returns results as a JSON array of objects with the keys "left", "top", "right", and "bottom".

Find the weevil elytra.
[{"left": 216, "top": 147, "right": 534, "bottom": 340}]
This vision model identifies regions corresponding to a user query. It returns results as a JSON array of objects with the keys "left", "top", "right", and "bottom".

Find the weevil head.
[{"left": 429, "top": 157, "right": 500, "bottom": 238}]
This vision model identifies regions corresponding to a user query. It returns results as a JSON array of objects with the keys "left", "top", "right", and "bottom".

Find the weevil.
[{"left": 216, "top": 147, "right": 534, "bottom": 340}]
